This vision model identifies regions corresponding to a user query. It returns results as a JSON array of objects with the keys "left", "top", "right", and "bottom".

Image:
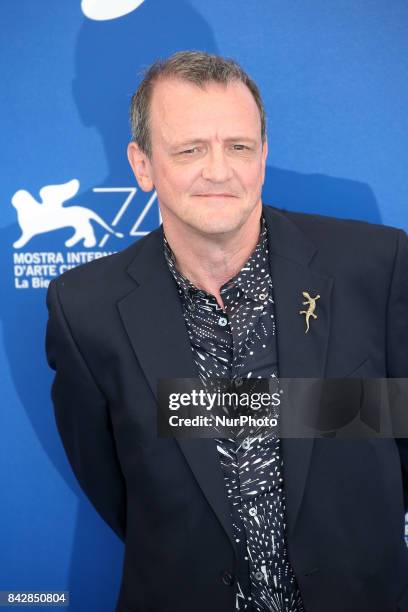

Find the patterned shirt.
[{"left": 163, "top": 216, "right": 304, "bottom": 612}]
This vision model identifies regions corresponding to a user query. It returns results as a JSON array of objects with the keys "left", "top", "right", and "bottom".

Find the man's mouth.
[{"left": 192, "top": 193, "right": 237, "bottom": 198}]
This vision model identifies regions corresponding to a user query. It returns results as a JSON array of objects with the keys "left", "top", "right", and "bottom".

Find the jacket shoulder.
[
  {"left": 276, "top": 206, "right": 402, "bottom": 240},
  {"left": 51, "top": 226, "right": 162, "bottom": 292},
  {"left": 264, "top": 204, "right": 404, "bottom": 262}
]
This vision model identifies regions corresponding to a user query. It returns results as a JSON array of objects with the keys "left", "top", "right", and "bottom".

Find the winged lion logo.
[{"left": 12, "top": 179, "right": 123, "bottom": 249}]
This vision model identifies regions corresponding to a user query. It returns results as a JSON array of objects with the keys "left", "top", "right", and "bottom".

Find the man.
[{"left": 46, "top": 51, "right": 408, "bottom": 611}]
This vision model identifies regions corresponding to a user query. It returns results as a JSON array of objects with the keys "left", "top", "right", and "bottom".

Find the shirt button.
[
  {"left": 254, "top": 570, "right": 264, "bottom": 581},
  {"left": 242, "top": 438, "right": 251, "bottom": 450},
  {"left": 220, "top": 570, "right": 234, "bottom": 586},
  {"left": 234, "top": 377, "right": 243, "bottom": 387},
  {"left": 218, "top": 316, "right": 228, "bottom": 327},
  {"left": 249, "top": 507, "right": 257, "bottom": 517},
  {"left": 258, "top": 292, "right": 267, "bottom": 301}
]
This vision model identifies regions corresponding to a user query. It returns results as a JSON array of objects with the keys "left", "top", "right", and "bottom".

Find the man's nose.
[{"left": 201, "top": 148, "right": 234, "bottom": 182}]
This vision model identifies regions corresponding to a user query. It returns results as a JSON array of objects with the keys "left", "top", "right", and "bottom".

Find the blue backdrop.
[{"left": 1, "top": 1, "right": 407, "bottom": 610}]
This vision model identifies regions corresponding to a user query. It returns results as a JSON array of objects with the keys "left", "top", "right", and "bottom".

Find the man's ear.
[
  {"left": 261, "top": 136, "right": 268, "bottom": 186},
  {"left": 127, "top": 142, "right": 154, "bottom": 192}
]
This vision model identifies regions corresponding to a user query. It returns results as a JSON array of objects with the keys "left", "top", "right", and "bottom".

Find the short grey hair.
[{"left": 129, "top": 50, "right": 266, "bottom": 158}]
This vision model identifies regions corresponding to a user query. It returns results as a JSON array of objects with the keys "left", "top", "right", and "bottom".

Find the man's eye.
[
  {"left": 180, "top": 147, "right": 199, "bottom": 155},
  {"left": 232, "top": 144, "right": 249, "bottom": 151}
]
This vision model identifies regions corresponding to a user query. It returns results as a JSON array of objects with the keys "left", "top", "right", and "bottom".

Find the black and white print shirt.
[{"left": 163, "top": 216, "right": 304, "bottom": 612}]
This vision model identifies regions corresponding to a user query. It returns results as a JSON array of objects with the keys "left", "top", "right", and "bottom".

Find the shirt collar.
[{"left": 163, "top": 215, "right": 271, "bottom": 303}]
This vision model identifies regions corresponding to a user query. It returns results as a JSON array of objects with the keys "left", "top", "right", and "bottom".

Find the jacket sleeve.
[
  {"left": 45, "top": 278, "right": 126, "bottom": 541},
  {"left": 386, "top": 229, "right": 408, "bottom": 511}
]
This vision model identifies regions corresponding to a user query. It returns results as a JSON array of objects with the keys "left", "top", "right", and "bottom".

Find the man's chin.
[{"left": 188, "top": 214, "right": 247, "bottom": 237}]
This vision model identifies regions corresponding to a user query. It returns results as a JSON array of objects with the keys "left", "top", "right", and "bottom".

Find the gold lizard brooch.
[{"left": 299, "top": 291, "right": 320, "bottom": 333}]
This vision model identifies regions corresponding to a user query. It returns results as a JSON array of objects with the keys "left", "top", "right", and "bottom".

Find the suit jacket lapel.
[
  {"left": 263, "top": 206, "right": 334, "bottom": 535},
  {"left": 117, "top": 227, "right": 236, "bottom": 554}
]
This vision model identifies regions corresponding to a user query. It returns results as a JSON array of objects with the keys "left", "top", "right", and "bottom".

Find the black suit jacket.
[{"left": 46, "top": 205, "right": 408, "bottom": 612}]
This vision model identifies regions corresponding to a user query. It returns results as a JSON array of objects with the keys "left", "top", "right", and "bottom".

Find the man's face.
[{"left": 128, "top": 78, "right": 268, "bottom": 237}]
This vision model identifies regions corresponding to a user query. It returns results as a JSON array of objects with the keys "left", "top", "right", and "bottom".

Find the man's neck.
[{"left": 163, "top": 210, "right": 262, "bottom": 310}]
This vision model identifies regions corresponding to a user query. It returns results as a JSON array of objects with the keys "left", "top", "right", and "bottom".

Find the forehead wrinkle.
[{"left": 168, "top": 134, "right": 259, "bottom": 149}]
